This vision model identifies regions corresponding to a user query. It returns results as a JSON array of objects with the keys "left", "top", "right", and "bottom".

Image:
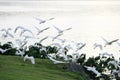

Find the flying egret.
[
  {"left": 55, "top": 38, "right": 66, "bottom": 45},
  {"left": 47, "top": 55, "right": 68, "bottom": 64},
  {"left": 14, "top": 26, "right": 33, "bottom": 36},
  {"left": 49, "top": 34, "right": 63, "bottom": 41},
  {"left": 15, "top": 39, "right": 28, "bottom": 49},
  {"left": 22, "top": 35, "right": 34, "bottom": 41},
  {"left": 15, "top": 49, "right": 25, "bottom": 57},
  {"left": 0, "top": 48, "right": 10, "bottom": 54},
  {"left": 99, "top": 52, "right": 114, "bottom": 58},
  {"left": 101, "top": 37, "right": 119, "bottom": 47},
  {"left": 39, "top": 36, "right": 48, "bottom": 44},
  {"left": 75, "top": 43, "right": 86, "bottom": 52},
  {"left": 34, "top": 17, "right": 54, "bottom": 24},
  {"left": 64, "top": 44, "right": 73, "bottom": 51},
  {"left": 84, "top": 66, "right": 101, "bottom": 77},
  {"left": 93, "top": 43, "right": 102, "bottom": 50},
  {"left": 1, "top": 28, "right": 14, "bottom": 38},
  {"left": 34, "top": 26, "right": 50, "bottom": 35},
  {"left": 53, "top": 25, "right": 72, "bottom": 35},
  {"left": 24, "top": 55, "right": 35, "bottom": 64},
  {"left": 108, "top": 61, "right": 119, "bottom": 69},
  {"left": 50, "top": 43, "right": 62, "bottom": 50}
]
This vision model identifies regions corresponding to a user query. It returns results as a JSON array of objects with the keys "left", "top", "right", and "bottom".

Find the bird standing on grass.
[{"left": 24, "top": 55, "right": 35, "bottom": 64}]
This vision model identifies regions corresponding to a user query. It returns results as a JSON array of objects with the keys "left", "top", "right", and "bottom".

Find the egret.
[
  {"left": 108, "top": 61, "right": 119, "bottom": 69},
  {"left": 99, "top": 52, "right": 114, "bottom": 58},
  {"left": 76, "top": 43, "right": 86, "bottom": 52},
  {"left": 39, "top": 36, "right": 48, "bottom": 44},
  {"left": 49, "top": 34, "right": 63, "bottom": 41},
  {"left": 84, "top": 66, "right": 101, "bottom": 77},
  {"left": 1, "top": 28, "right": 14, "bottom": 38},
  {"left": 34, "top": 26, "right": 50, "bottom": 35},
  {"left": 0, "top": 48, "right": 9, "bottom": 54},
  {"left": 34, "top": 17, "right": 54, "bottom": 24},
  {"left": 14, "top": 26, "right": 33, "bottom": 36},
  {"left": 101, "top": 37, "right": 119, "bottom": 47},
  {"left": 24, "top": 55, "right": 35, "bottom": 64},
  {"left": 47, "top": 55, "right": 68, "bottom": 64},
  {"left": 15, "top": 49, "right": 25, "bottom": 57},
  {"left": 93, "top": 43, "right": 102, "bottom": 50},
  {"left": 55, "top": 38, "right": 66, "bottom": 45},
  {"left": 53, "top": 25, "right": 72, "bottom": 35}
]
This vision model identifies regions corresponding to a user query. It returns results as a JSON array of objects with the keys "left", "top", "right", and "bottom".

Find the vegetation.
[{"left": 0, "top": 55, "right": 87, "bottom": 80}]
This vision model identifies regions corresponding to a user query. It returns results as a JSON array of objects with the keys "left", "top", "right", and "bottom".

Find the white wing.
[
  {"left": 64, "top": 27, "right": 72, "bottom": 31},
  {"left": 101, "top": 37, "right": 109, "bottom": 43},
  {"left": 47, "top": 55, "right": 67, "bottom": 64},
  {"left": 53, "top": 25, "right": 62, "bottom": 33},
  {"left": 39, "top": 36, "right": 48, "bottom": 43},
  {"left": 20, "top": 29, "right": 33, "bottom": 36},
  {"left": 34, "top": 17, "right": 43, "bottom": 22},
  {"left": 14, "top": 26, "right": 24, "bottom": 33},
  {"left": 117, "top": 42, "right": 120, "bottom": 46}
]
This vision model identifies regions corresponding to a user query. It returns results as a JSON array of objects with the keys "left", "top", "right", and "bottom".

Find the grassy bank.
[{"left": 0, "top": 55, "right": 87, "bottom": 80}]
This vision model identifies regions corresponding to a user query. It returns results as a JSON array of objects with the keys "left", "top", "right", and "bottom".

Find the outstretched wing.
[
  {"left": 33, "top": 17, "right": 43, "bottom": 22},
  {"left": 53, "top": 25, "right": 62, "bottom": 33},
  {"left": 39, "top": 36, "right": 48, "bottom": 43},
  {"left": 110, "top": 39, "right": 119, "bottom": 43},
  {"left": 14, "top": 26, "right": 24, "bottom": 33},
  {"left": 101, "top": 37, "right": 109, "bottom": 43},
  {"left": 64, "top": 27, "right": 72, "bottom": 31}
]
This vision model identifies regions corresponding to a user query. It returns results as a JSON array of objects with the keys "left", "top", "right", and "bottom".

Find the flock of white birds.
[{"left": 0, "top": 17, "right": 120, "bottom": 79}]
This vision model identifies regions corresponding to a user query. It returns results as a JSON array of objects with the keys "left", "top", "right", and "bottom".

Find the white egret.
[
  {"left": 101, "top": 37, "right": 119, "bottom": 47},
  {"left": 93, "top": 43, "right": 102, "bottom": 50},
  {"left": 99, "top": 52, "right": 114, "bottom": 58},
  {"left": 34, "top": 26, "right": 50, "bottom": 35},
  {"left": 47, "top": 55, "right": 68, "bottom": 64},
  {"left": 49, "top": 34, "right": 63, "bottom": 42},
  {"left": 14, "top": 26, "right": 33, "bottom": 36},
  {"left": 76, "top": 43, "right": 86, "bottom": 52},
  {"left": 39, "top": 36, "right": 48, "bottom": 44},
  {"left": 24, "top": 55, "right": 35, "bottom": 64},
  {"left": 1, "top": 28, "right": 14, "bottom": 38},
  {"left": 0, "top": 48, "right": 10, "bottom": 54},
  {"left": 34, "top": 17, "right": 54, "bottom": 24},
  {"left": 53, "top": 25, "right": 72, "bottom": 35},
  {"left": 108, "top": 61, "right": 119, "bottom": 69},
  {"left": 55, "top": 38, "right": 66, "bottom": 45},
  {"left": 15, "top": 49, "right": 25, "bottom": 57},
  {"left": 84, "top": 66, "right": 101, "bottom": 77}
]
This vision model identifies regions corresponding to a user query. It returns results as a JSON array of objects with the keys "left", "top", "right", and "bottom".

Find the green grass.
[{"left": 0, "top": 55, "right": 87, "bottom": 80}]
